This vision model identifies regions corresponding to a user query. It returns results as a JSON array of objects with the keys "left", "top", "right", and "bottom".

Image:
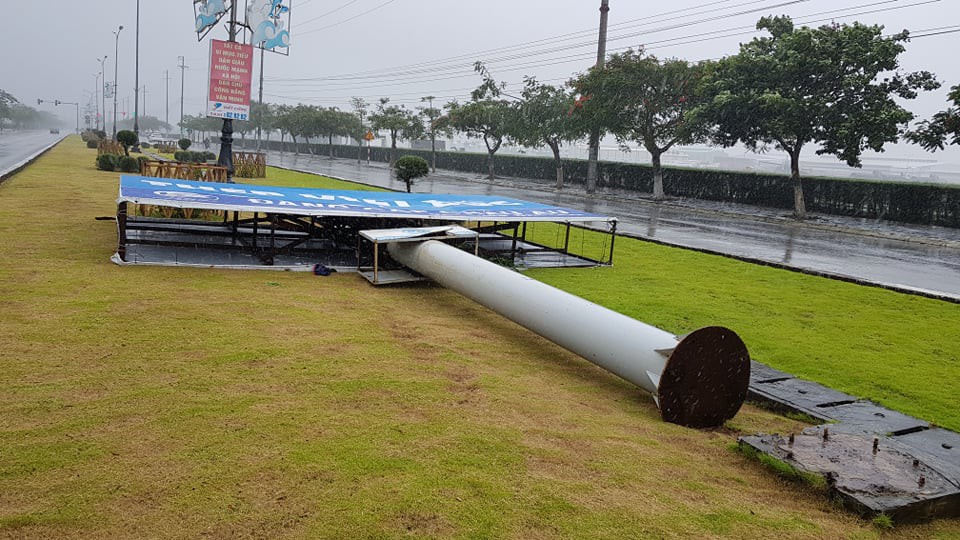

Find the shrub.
[
  {"left": 140, "top": 142, "right": 151, "bottom": 149},
  {"left": 117, "top": 156, "right": 140, "bottom": 173},
  {"left": 136, "top": 156, "right": 151, "bottom": 171},
  {"left": 81, "top": 130, "right": 100, "bottom": 143},
  {"left": 178, "top": 138, "right": 192, "bottom": 151},
  {"left": 116, "top": 130, "right": 138, "bottom": 155},
  {"left": 95, "top": 130, "right": 107, "bottom": 140},
  {"left": 96, "top": 154, "right": 118, "bottom": 171},
  {"left": 86, "top": 139, "right": 98, "bottom": 149},
  {"left": 174, "top": 150, "right": 217, "bottom": 163},
  {"left": 395, "top": 155, "right": 430, "bottom": 193}
]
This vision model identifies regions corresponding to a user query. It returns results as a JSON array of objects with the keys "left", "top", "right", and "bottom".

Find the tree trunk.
[
  {"left": 487, "top": 150, "right": 496, "bottom": 180},
  {"left": 586, "top": 130, "right": 599, "bottom": 194},
  {"left": 548, "top": 141, "right": 563, "bottom": 189},
  {"left": 789, "top": 150, "right": 806, "bottom": 219},
  {"left": 280, "top": 132, "right": 285, "bottom": 153},
  {"left": 430, "top": 132, "right": 436, "bottom": 172},
  {"left": 390, "top": 135, "right": 397, "bottom": 168},
  {"left": 651, "top": 151, "right": 665, "bottom": 200},
  {"left": 328, "top": 134, "right": 334, "bottom": 159},
  {"left": 292, "top": 135, "right": 299, "bottom": 155}
]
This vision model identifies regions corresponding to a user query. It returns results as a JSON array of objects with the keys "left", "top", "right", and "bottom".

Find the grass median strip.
[{"left": 1, "top": 137, "right": 957, "bottom": 538}]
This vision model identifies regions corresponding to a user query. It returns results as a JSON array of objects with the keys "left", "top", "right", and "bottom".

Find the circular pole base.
[{"left": 657, "top": 326, "right": 751, "bottom": 428}]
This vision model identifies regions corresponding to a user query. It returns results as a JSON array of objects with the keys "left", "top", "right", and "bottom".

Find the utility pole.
[
  {"left": 133, "top": 0, "right": 141, "bottom": 151},
  {"left": 585, "top": 0, "right": 609, "bottom": 194},
  {"left": 163, "top": 70, "right": 171, "bottom": 130},
  {"left": 93, "top": 74, "right": 101, "bottom": 132},
  {"left": 97, "top": 56, "right": 108, "bottom": 132},
  {"left": 216, "top": 1, "right": 239, "bottom": 182},
  {"left": 178, "top": 56, "right": 188, "bottom": 137},
  {"left": 142, "top": 85, "right": 148, "bottom": 119},
  {"left": 257, "top": 46, "right": 265, "bottom": 152},
  {"left": 112, "top": 25, "right": 124, "bottom": 140}
]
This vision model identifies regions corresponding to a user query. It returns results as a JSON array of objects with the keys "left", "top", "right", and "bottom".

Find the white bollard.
[{"left": 388, "top": 239, "right": 750, "bottom": 428}]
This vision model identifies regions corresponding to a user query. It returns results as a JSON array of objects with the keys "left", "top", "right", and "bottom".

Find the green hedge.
[
  {"left": 237, "top": 139, "right": 960, "bottom": 228},
  {"left": 174, "top": 150, "right": 217, "bottom": 163}
]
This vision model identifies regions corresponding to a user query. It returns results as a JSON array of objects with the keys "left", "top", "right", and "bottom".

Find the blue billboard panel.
[{"left": 118, "top": 176, "right": 612, "bottom": 222}]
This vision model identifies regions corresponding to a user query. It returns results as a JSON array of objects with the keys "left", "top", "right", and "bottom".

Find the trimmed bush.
[
  {"left": 174, "top": 150, "right": 219, "bottom": 164},
  {"left": 86, "top": 139, "right": 98, "bottom": 149},
  {"left": 140, "top": 142, "right": 151, "bottom": 149},
  {"left": 116, "top": 130, "right": 137, "bottom": 155},
  {"left": 178, "top": 138, "right": 192, "bottom": 151},
  {"left": 395, "top": 155, "right": 429, "bottom": 193},
  {"left": 118, "top": 156, "right": 140, "bottom": 173},
  {"left": 136, "top": 156, "right": 151, "bottom": 171},
  {"left": 96, "top": 154, "right": 118, "bottom": 172}
]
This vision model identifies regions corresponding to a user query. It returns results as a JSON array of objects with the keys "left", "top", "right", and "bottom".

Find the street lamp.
[
  {"left": 133, "top": 0, "right": 141, "bottom": 151},
  {"left": 97, "top": 55, "right": 107, "bottom": 132},
  {"left": 178, "top": 56, "right": 188, "bottom": 138},
  {"left": 112, "top": 25, "right": 124, "bottom": 140}
]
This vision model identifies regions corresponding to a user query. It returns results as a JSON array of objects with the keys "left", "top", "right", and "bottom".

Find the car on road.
[{"left": 49, "top": 128, "right": 60, "bottom": 134}]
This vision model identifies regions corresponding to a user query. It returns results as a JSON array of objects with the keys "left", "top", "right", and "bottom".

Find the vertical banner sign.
[{"left": 206, "top": 39, "right": 254, "bottom": 120}]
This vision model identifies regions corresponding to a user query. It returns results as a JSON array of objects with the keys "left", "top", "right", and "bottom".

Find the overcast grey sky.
[{"left": 5, "top": 0, "right": 959, "bottom": 160}]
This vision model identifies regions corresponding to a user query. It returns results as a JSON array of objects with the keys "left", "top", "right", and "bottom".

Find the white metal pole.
[{"left": 387, "top": 240, "right": 751, "bottom": 427}]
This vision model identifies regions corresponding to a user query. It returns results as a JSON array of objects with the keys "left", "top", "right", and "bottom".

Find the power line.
[
  {"left": 297, "top": 0, "right": 399, "bottom": 35},
  {"left": 294, "top": 0, "right": 361, "bottom": 28},
  {"left": 262, "top": 2, "right": 948, "bottom": 107},
  {"left": 289, "top": 0, "right": 774, "bottom": 81},
  {"left": 266, "top": 0, "right": 933, "bottom": 92},
  {"left": 279, "top": 0, "right": 814, "bottom": 82}
]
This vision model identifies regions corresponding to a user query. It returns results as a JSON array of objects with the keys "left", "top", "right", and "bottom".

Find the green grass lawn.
[{"left": 1, "top": 137, "right": 958, "bottom": 538}]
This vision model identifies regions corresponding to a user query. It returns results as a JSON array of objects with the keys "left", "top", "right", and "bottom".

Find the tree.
[
  {"left": 0, "top": 90, "right": 18, "bottom": 131},
  {"left": 418, "top": 96, "right": 443, "bottom": 172},
  {"left": 509, "top": 77, "right": 584, "bottom": 189},
  {"left": 907, "top": 84, "right": 960, "bottom": 151},
  {"left": 369, "top": 98, "right": 423, "bottom": 168},
  {"left": 274, "top": 104, "right": 313, "bottom": 154},
  {"left": 315, "top": 108, "right": 355, "bottom": 159},
  {"left": 573, "top": 50, "right": 707, "bottom": 198},
  {"left": 351, "top": 97, "right": 368, "bottom": 165},
  {"left": 442, "top": 63, "right": 516, "bottom": 180},
  {"left": 698, "top": 16, "right": 939, "bottom": 219},
  {"left": 273, "top": 104, "right": 292, "bottom": 152},
  {"left": 250, "top": 101, "right": 274, "bottom": 150},
  {"left": 116, "top": 130, "right": 138, "bottom": 155},
  {"left": 395, "top": 155, "right": 430, "bottom": 193}
]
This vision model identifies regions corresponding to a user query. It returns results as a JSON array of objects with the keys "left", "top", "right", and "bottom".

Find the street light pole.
[
  {"left": 133, "top": 0, "right": 141, "bottom": 151},
  {"left": 257, "top": 46, "right": 265, "bottom": 152},
  {"left": 178, "top": 56, "right": 188, "bottom": 138},
  {"left": 97, "top": 55, "right": 108, "bottom": 132},
  {"left": 164, "top": 70, "right": 171, "bottom": 129},
  {"left": 94, "top": 74, "right": 101, "bottom": 132},
  {"left": 216, "top": 0, "right": 239, "bottom": 182},
  {"left": 112, "top": 25, "right": 124, "bottom": 140}
]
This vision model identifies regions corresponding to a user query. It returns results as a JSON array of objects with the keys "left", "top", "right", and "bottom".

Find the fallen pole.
[{"left": 388, "top": 239, "right": 750, "bottom": 428}]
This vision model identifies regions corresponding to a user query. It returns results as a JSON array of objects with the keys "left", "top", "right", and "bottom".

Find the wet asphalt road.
[
  {"left": 267, "top": 152, "right": 960, "bottom": 300},
  {"left": 0, "top": 130, "right": 64, "bottom": 178}
]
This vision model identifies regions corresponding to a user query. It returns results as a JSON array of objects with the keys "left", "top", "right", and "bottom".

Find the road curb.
[{"left": 0, "top": 134, "right": 67, "bottom": 185}]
